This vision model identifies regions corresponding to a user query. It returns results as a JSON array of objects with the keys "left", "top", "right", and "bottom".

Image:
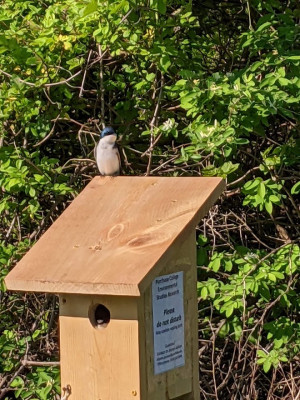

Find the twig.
[
  {"left": 43, "top": 88, "right": 60, "bottom": 106},
  {"left": 0, "top": 342, "right": 29, "bottom": 399},
  {"left": 45, "top": 70, "right": 82, "bottom": 88},
  {"left": 0, "top": 365, "right": 26, "bottom": 399},
  {"left": 208, "top": 306, "right": 219, "bottom": 400},
  {"left": 227, "top": 166, "right": 260, "bottom": 188},
  {"left": 149, "top": 155, "right": 178, "bottom": 174},
  {"left": 61, "top": 158, "right": 94, "bottom": 170},
  {"left": 0, "top": 69, "right": 36, "bottom": 87},
  {"left": 98, "top": 44, "right": 105, "bottom": 129},
  {"left": 21, "top": 360, "right": 60, "bottom": 367},
  {"left": 145, "top": 74, "right": 164, "bottom": 175},
  {"left": 83, "top": 8, "right": 134, "bottom": 69},
  {"left": 282, "top": 185, "right": 300, "bottom": 218},
  {"left": 246, "top": 0, "right": 253, "bottom": 30},
  {"left": 141, "top": 132, "right": 163, "bottom": 158},
  {"left": 5, "top": 215, "right": 17, "bottom": 243},
  {"left": 33, "top": 113, "right": 61, "bottom": 147},
  {"left": 229, "top": 211, "right": 274, "bottom": 250},
  {"left": 79, "top": 50, "right": 93, "bottom": 97}
]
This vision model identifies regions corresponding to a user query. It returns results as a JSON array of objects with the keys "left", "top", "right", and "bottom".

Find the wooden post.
[{"left": 5, "top": 176, "right": 225, "bottom": 400}]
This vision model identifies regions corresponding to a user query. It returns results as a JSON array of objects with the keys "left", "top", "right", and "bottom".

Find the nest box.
[{"left": 5, "top": 176, "right": 225, "bottom": 400}]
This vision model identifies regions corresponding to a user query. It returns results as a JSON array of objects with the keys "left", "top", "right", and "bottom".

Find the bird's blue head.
[{"left": 101, "top": 126, "right": 116, "bottom": 138}]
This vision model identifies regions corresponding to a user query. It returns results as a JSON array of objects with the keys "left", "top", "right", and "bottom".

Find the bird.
[{"left": 95, "top": 126, "right": 121, "bottom": 176}]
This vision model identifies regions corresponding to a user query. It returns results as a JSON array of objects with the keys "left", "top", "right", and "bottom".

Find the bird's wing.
[
  {"left": 95, "top": 141, "right": 101, "bottom": 172},
  {"left": 114, "top": 143, "right": 121, "bottom": 174},
  {"left": 94, "top": 141, "right": 99, "bottom": 161}
]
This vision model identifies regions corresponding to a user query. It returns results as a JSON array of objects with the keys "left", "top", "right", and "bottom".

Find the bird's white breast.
[{"left": 96, "top": 136, "right": 120, "bottom": 176}]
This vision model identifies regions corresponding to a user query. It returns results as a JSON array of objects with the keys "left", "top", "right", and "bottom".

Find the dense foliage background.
[{"left": 0, "top": 0, "right": 299, "bottom": 399}]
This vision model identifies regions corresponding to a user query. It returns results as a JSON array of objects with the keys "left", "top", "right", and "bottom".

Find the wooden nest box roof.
[{"left": 5, "top": 176, "right": 225, "bottom": 296}]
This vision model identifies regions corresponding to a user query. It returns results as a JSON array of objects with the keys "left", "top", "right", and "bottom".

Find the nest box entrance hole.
[{"left": 88, "top": 303, "right": 111, "bottom": 329}]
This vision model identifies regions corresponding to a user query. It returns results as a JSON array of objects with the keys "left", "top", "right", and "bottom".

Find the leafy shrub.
[{"left": 0, "top": 0, "right": 299, "bottom": 399}]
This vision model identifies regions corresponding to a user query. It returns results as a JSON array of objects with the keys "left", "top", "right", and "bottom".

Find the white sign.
[{"left": 152, "top": 271, "right": 185, "bottom": 375}]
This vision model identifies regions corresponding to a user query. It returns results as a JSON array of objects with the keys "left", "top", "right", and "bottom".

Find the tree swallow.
[{"left": 95, "top": 127, "right": 121, "bottom": 176}]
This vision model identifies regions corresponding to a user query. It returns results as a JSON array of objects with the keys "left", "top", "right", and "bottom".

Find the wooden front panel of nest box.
[{"left": 59, "top": 295, "right": 140, "bottom": 400}]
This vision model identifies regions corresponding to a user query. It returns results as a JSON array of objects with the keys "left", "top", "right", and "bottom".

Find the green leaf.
[
  {"left": 269, "top": 194, "right": 281, "bottom": 204},
  {"left": 224, "top": 260, "right": 233, "bottom": 272},
  {"left": 242, "top": 38, "right": 253, "bottom": 48},
  {"left": 257, "top": 357, "right": 266, "bottom": 364},
  {"left": 277, "top": 67, "right": 286, "bottom": 77},
  {"left": 225, "top": 304, "right": 234, "bottom": 317},
  {"left": 291, "top": 181, "right": 300, "bottom": 194},
  {"left": 254, "top": 194, "right": 263, "bottom": 205},
  {"left": 146, "top": 73, "right": 156, "bottom": 82},
  {"left": 257, "top": 350, "right": 267, "bottom": 358},
  {"left": 265, "top": 201, "right": 273, "bottom": 214},
  {"left": 197, "top": 235, "right": 208, "bottom": 246},
  {"left": 250, "top": 61, "right": 263, "bottom": 71},
  {"left": 151, "top": 0, "right": 167, "bottom": 14},
  {"left": 243, "top": 179, "right": 261, "bottom": 191},
  {"left": 260, "top": 284, "right": 271, "bottom": 301},
  {"left": 10, "top": 376, "right": 24, "bottom": 388},
  {"left": 234, "top": 138, "right": 249, "bottom": 145},
  {"left": 263, "top": 359, "right": 272, "bottom": 373},
  {"left": 272, "top": 271, "right": 284, "bottom": 279},
  {"left": 32, "top": 329, "right": 41, "bottom": 340},
  {"left": 201, "top": 286, "right": 208, "bottom": 300},
  {"left": 34, "top": 174, "right": 45, "bottom": 183},
  {"left": 279, "top": 355, "right": 288, "bottom": 362},
  {"left": 209, "top": 257, "right": 221, "bottom": 272},
  {"left": 29, "top": 187, "right": 36, "bottom": 197},
  {"left": 37, "top": 371, "right": 52, "bottom": 381},
  {"left": 258, "top": 182, "right": 266, "bottom": 199},
  {"left": 83, "top": 0, "right": 98, "bottom": 16},
  {"left": 256, "top": 22, "right": 272, "bottom": 32},
  {"left": 197, "top": 247, "right": 208, "bottom": 266},
  {"left": 160, "top": 55, "right": 171, "bottom": 72},
  {"left": 208, "top": 285, "right": 216, "bottom": 298},
  {"left": 218, "top": 322, "right": 230, "bottom": 338},
  {"left": 278, "top": 78, "right": 290, "bottom": 86},
  {"left": 268, "top": 273, "right": 277, "bottom": 282}
]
